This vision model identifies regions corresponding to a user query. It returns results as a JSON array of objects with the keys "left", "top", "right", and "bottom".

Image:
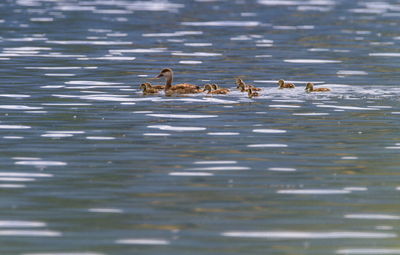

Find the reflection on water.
[{"left": 1, "top": 0, "right": 400, "bottom": 254}]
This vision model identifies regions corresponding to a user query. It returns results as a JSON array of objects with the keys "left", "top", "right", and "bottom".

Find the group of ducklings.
[{"left": 140, "top": 68, "right": 331, "bottom": 98}]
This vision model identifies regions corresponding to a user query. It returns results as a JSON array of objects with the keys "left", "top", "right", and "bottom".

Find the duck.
[
  {"left": 248, "top": 87, "right": 259, "bottom": 98},
  {"left": 305, "top": 82, "right": 331, "bottom": 92},
  {"left": 140, "top": 82, "right": 163, "bottom": 91},
  {"left": 278, "top": 79, "right": 295, "bottom": 89},
  {"left": 236, "top": 78, "right": 261, "bottom": 92},
  {"left": 140, "top": 82, "right": 160, "bottom": 95},
  {"left": 156, "top": 68, "right": 201, "bottom": 95},
  {"left": 203, "top": 84, "right": 230, "bottom": 94}
]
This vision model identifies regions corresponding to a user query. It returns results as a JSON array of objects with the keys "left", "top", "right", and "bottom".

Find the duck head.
[
  {"left": 203, "top": 84, "right": 213, "bottom": 92},
  {"left": 277, "top": 79, "right": 285, "bottom": 87},
  {"left": 236, "top": 78, "right": 245, "bottom": 89},
  {"left": 156, "top": 68, "right": 173, "bottom": 79},
  {"left": 305, "top": 82, "right": 313, "bottom": 92}
]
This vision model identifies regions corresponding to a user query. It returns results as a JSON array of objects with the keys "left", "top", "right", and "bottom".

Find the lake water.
[{"left": 1, "top": 0, "right": 400, "bottom": 254}]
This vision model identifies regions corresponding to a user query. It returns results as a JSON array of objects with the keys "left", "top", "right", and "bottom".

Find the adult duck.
[{"left": 156, "top": 68, "right": 201, "bottom": 94}]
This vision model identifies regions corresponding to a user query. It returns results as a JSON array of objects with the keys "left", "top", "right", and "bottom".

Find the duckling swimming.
[
  {"left": 140, "top": 82, "right": 163, "bottom": 91},
  {"left": 156, "top": 68, "right": 201, "bottom": 95},
  {"left": 305, "top": 82, "right": 331, "bottom": 92},
  {"left": 247, "top": 87, "right": 259, "bottom": 98},
  {"left": 236, "top": 78, "right": 261, "bottom": 92},
  {"left": 278, "top": 79, "right": 295, "bottom": 89},
  {"left": 203, "top": 84, "right": 230, "bottom": 94},
  {"left": 140, "top": 82, "right": 160, "bottom": 95}
]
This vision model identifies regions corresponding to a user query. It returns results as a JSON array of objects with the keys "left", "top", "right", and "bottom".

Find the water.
[{"left": 1, "top": 0, "right": 400, "bottom": 254}]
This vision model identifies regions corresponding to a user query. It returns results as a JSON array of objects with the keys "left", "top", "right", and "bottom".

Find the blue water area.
[{"left": 1, "top": 0, "right": 400, "bottom": 254}]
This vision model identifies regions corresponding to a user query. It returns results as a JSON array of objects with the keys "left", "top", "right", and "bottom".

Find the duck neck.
[{"left": 164, "top": 73, "right": 173, "bottom": 90}]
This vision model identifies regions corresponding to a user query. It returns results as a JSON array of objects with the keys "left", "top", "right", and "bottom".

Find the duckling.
[
  {"left": 247, "top": 88, "right": 259, "bottom": 98},
  {"left": 305, "top": 82, "right": 331, "bottom": 92},
  {"left": 278, "top": 79, "right": 295, "bottom": 89},
  {"left": 211, "top": 84, "right": 230, "bottom": 94},
  {"left": 156, "top": 68, "right": 201, "bottom": 94},
  {"left": 140, "top": 82, "right": 160, "bottom": 95},
  {"left": 235, "top": 78, "right": 262, "bottom": 92},
  {"left": 139, "top": 82, "right": 163, "bottom": 91},
  {"left": 203, "top": 84, "right": 230, "bottom": 94}
]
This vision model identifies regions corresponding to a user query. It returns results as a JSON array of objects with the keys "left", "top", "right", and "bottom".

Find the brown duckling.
[
  {"left": 203, "top": 84, "right": 230, "bottom": 94},
  {"left": 156, "top": 68, "right": 201, "bottom": 94},
  {"left": 247, "top": 88, "right": 259, "bottom": 98},
  {"left": 140, "top": 82, "right": 163, "bottom": 91},
  {"left": 140, "top": 82, "right": 160, "bottom": 95},
  {"left": 305, "top": 82, "right": 331, "bottom": 92},
  {"left": 278, "top": 79, "right": 295, "bottom": 89},
  {"left": 236, "top": 78, "right": 262, "bottom": 92}
]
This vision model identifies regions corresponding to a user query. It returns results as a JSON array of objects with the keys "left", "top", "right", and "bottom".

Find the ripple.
[
  {"left": 0, "top": 172, "right": 52, "bottom": 177},
  {"left": 293, "top": 112, "right": 330, "bottom": 116},
  {"left": 253, "top": 129, "right": 287, "bottom": 133},
  {"left": 268, "top": 167, "right": 296, "bottom": 172},
  {"left": 148, "top": 125, "right": 206, "bottom": 131},
  {"left": 0, "top": 230, "right": 61, "bottom": 237},
  {"left": 0, "top": 105, "right": 42, "bottom": 110},
  {"left": 284, "top": 59, "right": 341, "bottom": 63},
  {"left": 247, "top": 144, "right": 288, "bottom": 148},
  {"left": 46, "top": 40, "right": 132, "bottom": 45},
  {"left": 184, "top": 43, "right": 212, "bottom": 47},
  {"left": 146, "top": 114, "right": 217, "bottom": 119},
  {"left": 187, "top": 166, "right": 250, "bottom": 171},
  {"left": 207, "top": 132, "right": 240, "bottom": 136},
  {"left": 88, "top": 208, "right": 123, "bottom": 213},
  {"left": 15, "top": 161, "right": 67, "bottom": 166},
  {"left": 169, "top": 172, "right": 214, "bottom": 176},
  {"left": 182, "top": 21, "right": 260, "bottom": 27},
  {"left": 0, "top": 94, "right": 30, "bottom": 98},
  {"left": 143, "top": 31, "right": 202, "bottom": 37},
  {"left": 337, "top": 70, "right": 368, "bottom": 76},
  {"left": 0, "top": 177, "right": 35, "bottom": 182},
  {"left": 269, "top": 104, "right": 301, "bottom": 108},
  {"left": 115, "top": 238, "right": 170, "bottom": 245},
  {"left": 0, "top": 184, "right": 26, "bottom": 188},
  {"left": 317, "top": 105, "right": 378, "bottom": 111},
  {"left": 369, "top": 53, "right": 400, "bottom": 57},
  {"left": 0, "top": 125, "right": 31, "bottom": 129},
  {"left": 41, "top": 133, "right": 74, "bottom": 138},
  {"left": 172, "top": 52, "right": 222, "bottom": 57},
  {"left": 194, "top": 161, "right": 237, "bottom": 164},
  {"left": 337, "top": 249, "right": 400, "bottom": 254},
  {"left": 65, "top": 81, "right": 122, "bottom": 85},
  {"left": 344, "top": 214, "right": 400, "bottom": 220},
  {"left": 0, "top": 221, "right": 46, "bottom": 228},
  {"left": 179, "top": 60, "right": 203, "bottom": 64},
  {"left": 86, "top": 136, "right": 115, "bottom": 140},
  {"left": 277, "top": 189, "right": 350, "bottom": 194},
  {"left": 143, "top": 133, "right": 171, "bottom": 136},
  {"left": 23, "top": 253, "right": 105, "bottom": 255},
  {"left": 222, "top": 231, "right": 395, "bottom": 239}
]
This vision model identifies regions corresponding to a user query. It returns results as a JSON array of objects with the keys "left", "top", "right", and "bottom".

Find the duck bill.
[{"left": 156, "top": 73, "right": 163, "bottom": 78}]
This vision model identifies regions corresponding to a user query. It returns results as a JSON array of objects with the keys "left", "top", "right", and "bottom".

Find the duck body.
[
  {"left": 305, "top": 82, "right": 331, "bottom": 92},
  {"left": 278, "top": 79, "right": 295, "bottom": 89},
  {"left": 236, "top": 78, "right": 261, "bottom": 92},
  {"left": 156, "top": 68, "right": 202, "bottom": 95},
  {"left": 140, "top": 82, "right": 160, "bottom": 95},
  {"left": 140, "top": 82, "right": 164, "bottom": 91},
  {"left": 248, "top": 88, "right": 259, "bottom": 98},
  {"left": 203, "top": 84, "right": 230, "bottom": 94}
]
